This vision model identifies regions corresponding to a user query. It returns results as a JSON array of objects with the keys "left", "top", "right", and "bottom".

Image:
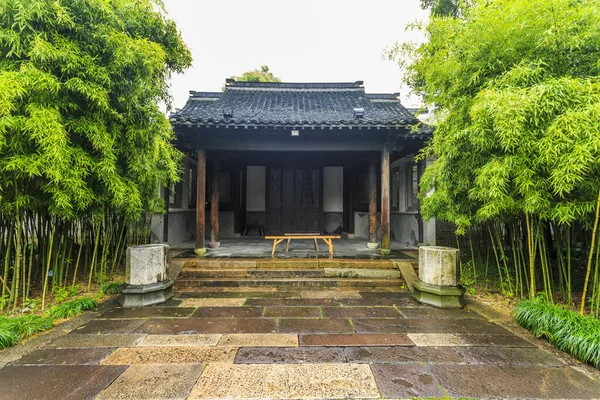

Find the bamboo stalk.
[
  {"left": 88, "top": 225, "right": 101, "bottom": 291},
  {"left": 580, "top": 187, "right": 600, "bottom": 314},
  {"left": 41, "top": 222, "right": 55, "bottom": 312},
  {"left": 526, "top": 213, "right": 536, "bottom": 299}
]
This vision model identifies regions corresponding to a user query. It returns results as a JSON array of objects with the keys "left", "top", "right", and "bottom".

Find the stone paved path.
[{"left": 1, "top": 290, "right": 599, "bottom": 399}]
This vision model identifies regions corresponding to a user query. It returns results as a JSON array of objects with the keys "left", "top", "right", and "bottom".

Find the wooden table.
[{"left": 265, "top": 233, "right": 341, "bottom": 256}]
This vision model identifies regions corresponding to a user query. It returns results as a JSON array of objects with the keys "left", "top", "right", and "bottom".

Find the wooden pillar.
[
  {"left": 195, "top": 149, "right": 206, "bottom": 253},
  {"left": 210, "top": 158, "right": 220, "bottom": 245},
  {"left": 164, "top": 183, "right": 170, "bottom": 243},
  {"left": 381, "top": 144, "right": 391, "bottom": 254},
  {"left": 368, "top": 162, "right": 377, "bottom": 244}
]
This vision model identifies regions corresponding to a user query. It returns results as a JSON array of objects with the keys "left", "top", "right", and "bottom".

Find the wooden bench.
[{"left": 265, "top": 233, "right": 341, "bottom": 256}]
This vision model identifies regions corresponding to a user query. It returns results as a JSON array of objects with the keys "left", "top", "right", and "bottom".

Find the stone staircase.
[{"left": 172, "top": 258, "right": 418, "bottom": 291}]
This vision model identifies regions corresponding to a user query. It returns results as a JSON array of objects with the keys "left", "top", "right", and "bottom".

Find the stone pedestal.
[
  {"left": 412, "top": 246, "right": 465, "bottom": 309},
  {"left": 120, "top": 244, "right": 174, "bottom": 308}
]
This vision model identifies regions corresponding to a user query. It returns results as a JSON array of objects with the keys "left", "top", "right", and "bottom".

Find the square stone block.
[
  {"left": 419, "top": 246, "right": 460, "bottom": 286},
  {"left": 126, "top": 244, "right": 169, "bottom": 285}
]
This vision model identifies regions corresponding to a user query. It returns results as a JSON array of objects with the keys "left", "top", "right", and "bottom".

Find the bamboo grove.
[
  {"left": 0, "top": 0, "right": 191, "bottom": 312},
  {"left": 389, "top": 0, "right": 600, "bottom": 316}
]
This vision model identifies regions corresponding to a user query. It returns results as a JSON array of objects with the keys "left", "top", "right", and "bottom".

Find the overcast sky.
[{"left": 162, "top": 0, "right": 429, "bottom": 109}]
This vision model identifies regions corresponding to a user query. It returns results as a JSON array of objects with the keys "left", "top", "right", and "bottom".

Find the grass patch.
[
  {"left": 46, "top": 297, "right": 97, "bottom": 320},
  {"left": 515, "top": 299, "right": 600, "bottom": 368},
  {"left": 0, "top": 328, "right": 19, "bottom": 349},
  {"left": 0, "top": 315, "right": 54, "bottom": 350},
  {"left": 0, "top": 296, "right": 98, "bottom": 350}
]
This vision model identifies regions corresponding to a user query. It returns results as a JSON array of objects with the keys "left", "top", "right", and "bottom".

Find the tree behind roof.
[{"left": 231, "top": 65, "right": 281, "bottom": 83}]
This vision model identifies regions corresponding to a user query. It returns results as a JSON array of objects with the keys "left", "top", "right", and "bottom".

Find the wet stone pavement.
[{"left": 1, "top": 289, "right": 600, "bottom": 399}]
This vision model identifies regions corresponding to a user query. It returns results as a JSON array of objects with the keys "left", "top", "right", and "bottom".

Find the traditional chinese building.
[{"left": 158, "top": 80, "right": 434, "bottom": 253}]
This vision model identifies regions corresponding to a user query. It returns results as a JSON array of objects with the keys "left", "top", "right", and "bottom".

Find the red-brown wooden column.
[
  {"left": 381, "top": 143, "right": 391, "bottom": 255},
  {"left": 368, "top": 162, "right": 378, "bottom": 247},
  {"left": 210, "top": 157, "right": 220, "bottom": 247},
  {"left": 195, "top": 149, "right": 206, "bottom": 254}
]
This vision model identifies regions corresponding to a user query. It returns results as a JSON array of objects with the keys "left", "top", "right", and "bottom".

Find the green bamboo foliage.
[
  {"left": 0, "top": 0, "right": 191, "bottom": 312},
  {"left": 389, "top": 0, "right": 600, "bottom": 315}
]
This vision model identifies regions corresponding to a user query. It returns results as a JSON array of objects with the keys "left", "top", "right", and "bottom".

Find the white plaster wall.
[
  {"left": 391, "top": 213, "right": 419, "bottom": 246},
  {"left": 354, "top": 212, "right": 381, "bottom": 239},
  {"left": 150, "top": 213, "right": 164, "bottom": 243},
  {"left": 422, "top": 157, "right": 437, "bottom": 245},
  {"left": 324, "top": 166, "right": 343, "bottom": 212},
  {"left": 168, "top": 210, "right": 196, "bottom": 244},
  {"left": 246, "top": 166, "right": 266, "bottom": 212}
]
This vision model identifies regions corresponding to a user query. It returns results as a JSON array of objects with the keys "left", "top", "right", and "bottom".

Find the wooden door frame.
[{"left": 265, "top": 160, "right": 324, "bottom": 235}]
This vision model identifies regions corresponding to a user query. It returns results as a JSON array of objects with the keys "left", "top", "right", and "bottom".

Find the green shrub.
[
  {"left": 46, "top": 297, "right": 97, "bottom": 320},
  {"left": 52, "top": 285, "right": 80, "bottom": 303},
  {"left": 100, "top": 282, "right": 123, "bottom": 295},
  {"left": 515, "top": 299, "right": 600, "bottom": 368}
]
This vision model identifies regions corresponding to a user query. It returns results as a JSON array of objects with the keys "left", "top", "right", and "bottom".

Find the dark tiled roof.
[{"left": 171, "top": 81, "right": 418, "bottom": 128}]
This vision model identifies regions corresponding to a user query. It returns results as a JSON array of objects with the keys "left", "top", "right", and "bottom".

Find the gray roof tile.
[{"left": 171, "top": 81, "right": 418, "bottom": 127}]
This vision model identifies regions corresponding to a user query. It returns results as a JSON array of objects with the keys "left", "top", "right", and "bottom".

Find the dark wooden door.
[{"left": 267, "top": 168, "right": 321, "bottom": 234}]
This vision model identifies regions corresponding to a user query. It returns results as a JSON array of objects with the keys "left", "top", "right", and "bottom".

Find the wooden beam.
[
  {"left": 210, "top": 157, "right": 220, "bottom": 244},
  {"left": 381, "top": 143, "right": 391, "bottom": 253},
  {"left": 195, "top": 149, "right": 206, "bottom": 252},
  {"left": 368, "top": 162, "right": 377, "bottom": 244}
]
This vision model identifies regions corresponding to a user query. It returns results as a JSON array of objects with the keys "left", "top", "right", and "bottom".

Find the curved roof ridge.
[
  {"left": 226, "top": 80, "right": 364, "bottom": 90},
  {"left": 189, "top": 91, "right": 221, "bottom": 99},
  {"left": 366, "top": 93, "right": 400, "bottom": 100}
]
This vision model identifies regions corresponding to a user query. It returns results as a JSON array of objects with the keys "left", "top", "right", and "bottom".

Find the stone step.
[
  {"left": 176, "top": 286, "right": 404, "bottom": 294},
  {"left": 178, "top": 267, "right": 403, "bottom": 280},
  {"left": 172, "top": 258, "right": 412, "bottom": 271},
  {"left": 179, "top": 269, "right": 326, "bottom": 279},
  {"left": 175, "top": 277, "right": 405, "bottom": 289}
]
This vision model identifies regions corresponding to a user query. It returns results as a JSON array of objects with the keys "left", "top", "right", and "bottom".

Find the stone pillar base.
[
  {"left": 367, "top": 242, "right": 379, "bottom": 250},
  {"left": 119, "top": 280, "right": 174, "bottom": 308},
  {"left": 412, "top": 279, "right": 466, "bottom": 309}
]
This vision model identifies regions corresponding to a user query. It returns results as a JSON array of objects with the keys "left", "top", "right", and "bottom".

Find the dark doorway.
[{"left": 267, "top": 168, "right": 321, "bottom": 234}]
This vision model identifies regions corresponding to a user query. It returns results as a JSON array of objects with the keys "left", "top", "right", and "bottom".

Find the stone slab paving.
[
  {"left": 97, "top": 364, "right": 204, "bottom": 400},
  {"left": 218, "top": 333, "right": 299, "bottom": 347},
  {"left": 1, "top": 288, "right": 600, "bottom": 399},
  {"left": 0, "top": 365, "right": 127, "bottom": 400},
  {"left": 101, "top": 347, "right": 237, "bottom": 364},
  {"left": 99, "top": 307, "right": 197, "bottom": 319},
  {"left": 371, "top": 363, "right": 447, "bottom": 398},
  {"left": 179, "top": 298, "right": 246, "bottom": 307},
  {"left": 190, "top": 306, "right": 264, "bottom": 318},
  {"left": 300, "top": 333, "right": 414, "bottom": 347},
  {"left": 263, "top": 306, "right": 322, "bottom": 318},
  {"left": 137, "top": 334, "right": 221, "bottom": 347},
  {"left": 46, "top": 333, "right": 146, "bottom": 348},
  {"left": 188, "top": 363, "right": 380, "bottom": 399},
  {"left": 11, "top": 347, "right": 115, "bottom": 365}
]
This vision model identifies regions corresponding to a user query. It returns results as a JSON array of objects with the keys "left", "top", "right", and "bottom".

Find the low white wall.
[
  {"left": 246, "top": 166, "right": 265, "bottom": 212},
  {"left": 354, "top": 212, "right": 381, "bottom": 239},
  {"left": 324, "top": 166, "right": 343, "bottom": 212},
  {"left": 391, "top": 213, "right": 419, "bottom": 247}
]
